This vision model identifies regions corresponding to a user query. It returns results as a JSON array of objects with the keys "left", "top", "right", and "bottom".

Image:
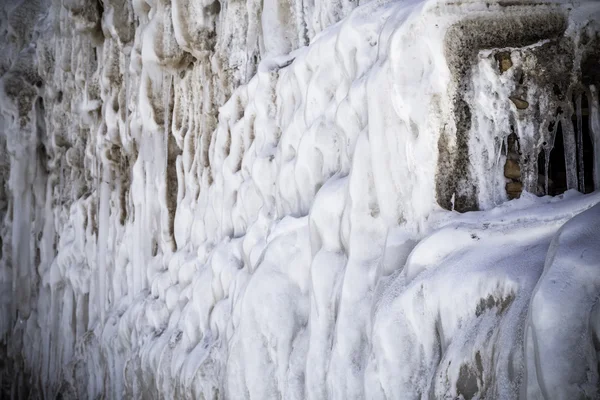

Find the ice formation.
[{"left": 1, "top": 0, "right": 600, "bottom": 398}]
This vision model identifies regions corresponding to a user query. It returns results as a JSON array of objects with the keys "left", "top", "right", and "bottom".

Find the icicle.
[
  {"left": 560, "top": 114, "right": 578, "bottom": 190},
  {"left": 124, "top": 57, "right": 130, "bottom": 151},
  {"left": 133, "top": 203, "right": 143, "bottom": 296},
  {"left": 589, "top": 85, "right": 600, "bottom": 190},
  {"left": 543, "top": 148, "right": 549, "bottom": 195},
  {"left": 296, "top": 0, "right": 308, "bottom": 47},
  {"left": 160, "top": 74, "right": 173, "bottom": 250},
  {"left": 96, "top": 162, "right": 110, "bottom": 323},
  {"left": 576, "top": 93, "right": 585, "bottom": 192},
  {"left": 513, "top": 121, "right": 536, "bottom": 194},
  {"left": 11, "top": 133, "right": 35, "bottom": 321},
  {"left": 164, "top": 75, "right": 171, "bottom": 173},
  {"left": 544, "top": 120, "right": 559, "bottom": 195},
  {"left": 495, "top": 136, "right": 503, "bottom": 166}
]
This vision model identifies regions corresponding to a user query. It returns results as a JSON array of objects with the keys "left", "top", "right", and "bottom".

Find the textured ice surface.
[{"left": 1, "top": 0, "right": 600, "bottom": 398}]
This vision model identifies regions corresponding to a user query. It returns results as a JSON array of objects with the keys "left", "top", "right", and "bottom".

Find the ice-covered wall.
[{"left": 0, "top": 0, "right": 600, "bottom": 398}]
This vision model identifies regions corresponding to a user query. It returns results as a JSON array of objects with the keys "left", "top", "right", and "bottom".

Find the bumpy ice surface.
[{"left": 0, "top": 0, "right": 600, "bottom": 398}]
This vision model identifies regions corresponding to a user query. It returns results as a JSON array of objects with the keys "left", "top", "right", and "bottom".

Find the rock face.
[
  {"left": 496, "top": 52, "right": 513, "bottom": 73},
  {"left": 504, "top": 159, "right": 521, "bottom": 180},
  {"left": 438, "top": 5, "right": 600, "bottom": 211},
  {"left": 0, "top": 0, "right": 599, "bottom": 399},
  {"left": 504, "top": 134, "right": 523, "bottom": 199},
  {"left": 509, "top": 96, "right": 529, "bottom": 110}
]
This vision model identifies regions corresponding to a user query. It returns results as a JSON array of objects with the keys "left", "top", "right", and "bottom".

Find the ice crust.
[{"left": 1, "top": 0, "right": 600, "bottom": 398}]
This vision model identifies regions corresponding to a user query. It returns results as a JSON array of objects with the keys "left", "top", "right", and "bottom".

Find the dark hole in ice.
[
  {"left": 582, "top": 125, "right": 594, "bottom": 194},
  {"left": 553, "top": 83, "right": 561, "bottom": 96},
  {"left": 540, "top": 121, "right": 567, "bottom": 196},
  {"left": 205, "top": 0, "right": 221, "bottom": 15}
]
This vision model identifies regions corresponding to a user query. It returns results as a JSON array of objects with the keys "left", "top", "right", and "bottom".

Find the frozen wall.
[{"left": 0, "top": 0, "right": 600, "bottom": 399}]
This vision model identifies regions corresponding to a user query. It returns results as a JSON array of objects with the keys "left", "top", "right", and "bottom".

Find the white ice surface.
[{"left": 0, "top": 0, "right": 600, "bottom": 399}]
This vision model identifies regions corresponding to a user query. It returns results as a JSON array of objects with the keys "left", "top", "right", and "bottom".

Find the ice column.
[
  {"left": 590, "top": 85, "right": 600, "bottom": 190},
  {"left": 561, "top": 115, "right": 578, "bottom": 191},
  {"left": 576, "top": 94, "right": 585, "bottom": 192}
]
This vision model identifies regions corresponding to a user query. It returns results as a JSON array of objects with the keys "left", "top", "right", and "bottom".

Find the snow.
[
  {"left": 0, "top": 0, "right": 600, "bottom": 398},
  {"left": 524, "top": 201, "right": 600, "bottom": 399}
]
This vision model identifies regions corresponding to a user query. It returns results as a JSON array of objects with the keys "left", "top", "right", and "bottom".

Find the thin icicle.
[
  {"left": 161, "top": 74, "right": 173, "bottom": 250},
  {"left": 576, "top": 93, "right": 584, "bottom": 192},
  {"left": 124, "top": 53, "right": 131, "bottom": 151},
  {"left": 164, "top": 75, "right": 172, "bottom": 172},
  {"left": 560, "top": 114, "right": 578, "bottom": 191},
  {"left": 543, "top": 148, "right": 550, "bottom": 195},
  {"left": 589, "top": 85, "right": 600, "bottom": 190},
  {"left": 96, "top": 164, "right": 110, "bottom": 323},
  {"left": 495, "top": 136, "right": 503, "bottom": 166},
  {"left": 545, "top": 120, "right": 559, "bottom": 195}
]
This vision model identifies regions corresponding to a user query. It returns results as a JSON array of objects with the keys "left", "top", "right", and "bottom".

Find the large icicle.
[
  {"left": 96, "top": 163, "right": 110, "bottom": 323},
  {"left": 161, "top": 74, "right": 173, "bottom": 250},
  {"left": 560, "top": 115, "right": 579, "bottom": 191},
  {"left": 590, "top": 85, "right": 600, "bottom": 190},
  {"left": 576, "top": 93, "right": 585, "bottom": 192}
]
